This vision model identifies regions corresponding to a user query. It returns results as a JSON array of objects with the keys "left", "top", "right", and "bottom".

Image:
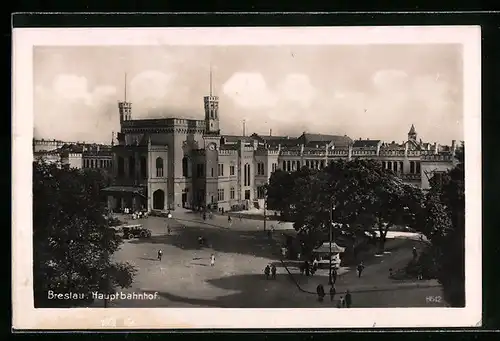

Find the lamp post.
[
  {"left": 263, "top": 191, "right": 267, "bottom": 231},
  {"left": 328, "top": 202, "right": 335, "bottom": 285}
]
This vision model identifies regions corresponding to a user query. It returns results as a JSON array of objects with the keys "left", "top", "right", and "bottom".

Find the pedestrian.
[
  {"left": 203, "top": 212, "right": 207, "bottom": 221},
  {"left": 210, "top": 253, "right": 215, "bottom": 267},
  {"left": 271, "top": 264, "right": 277, "bottom": 279},
  {"left": 329, "top": 285, "right": 336, "bottom": 302},
  {"left": 339, "top": 295, "right": 346, "bottom": 308},
  {"left": 357, "top": 262, "right": 365, "bottom": 278},
  {"left": 264, "top": 265, "right": 270, "bottom": 279},
  {"left": 345, "top": 290, "right": 352, "bottom": 308},
  {"left": 412, "top": 246, "right": 418, "bottom": 260},
  {"left": 157, "top": 249, "right": 163, "bottom": 261},
  {"left": 332, "top": 267, "right": 338, "bottom": 284},
  {"left": 167, "top": 224, "right": 171, "bottom": 235},
  {"left": 305, "top": 261, "right": 310, "bottom": 276},
  {"left": 316, "top": 284, "right": 325, "bottom": 302},
  {"left": 271, "top": 224, "right": 275, "bottom": 234},
  {"left": 312, "top": 258, "right": 319, "bottom": 273},
  {"left": 299, "top": 262, "right": 305, "bottom": 275}
]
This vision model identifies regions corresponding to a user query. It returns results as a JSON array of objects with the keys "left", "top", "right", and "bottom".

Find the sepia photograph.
[{"left": 13, "top": 26, "right": 481, "bottom": 329}]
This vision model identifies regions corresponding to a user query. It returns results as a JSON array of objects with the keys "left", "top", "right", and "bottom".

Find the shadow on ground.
[
  {"left": 115, "top": 271, "right": 442, "bottom": 308},
  {"left": 155, "top": 273, "right": 300, "bottom": 308},
  {"left": 128, "top": 224, "right": 282, "bottom": 260}
]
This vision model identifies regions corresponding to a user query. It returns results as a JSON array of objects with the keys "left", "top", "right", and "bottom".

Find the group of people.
[
  {"left": 300, "top": 258, "right": 331, "bottom": 278},
  {"left": 264, "top": 264, "right": 277, "bottom": 280},
  {"left": 316, "top": 284, "right": 353, "bottom": 307}
]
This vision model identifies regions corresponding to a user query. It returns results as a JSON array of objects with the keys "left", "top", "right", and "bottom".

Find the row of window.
[
  {"left": 283, "top": 160, "right": 325, "bottom": 172},
  {"left": 217, "top": 187, "right": 236, "bottom": 201},
  {"left": 118, "top": 155, "right": 422, "bottom": 180},
  {"left": 382, "top": 160, "right": 421, "bottom": 174},
  {"left": 84, "top": 159, "right": 112, "bottom": 169},
  {"left": 117, "top": 156, "right": 150, "bottom": 178}
]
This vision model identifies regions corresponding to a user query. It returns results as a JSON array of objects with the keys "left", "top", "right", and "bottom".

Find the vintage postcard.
[{"left": 12, "top": 26, "right": 481, "bottom": 330}]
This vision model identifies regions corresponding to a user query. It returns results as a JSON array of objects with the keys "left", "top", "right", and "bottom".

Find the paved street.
[{"left": 102, "top": 212, "right": 444, "bottom": 308}]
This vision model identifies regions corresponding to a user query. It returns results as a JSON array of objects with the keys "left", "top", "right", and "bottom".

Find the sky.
[{"left": 33, "top": 44, "right": 463, "bottom": 144}]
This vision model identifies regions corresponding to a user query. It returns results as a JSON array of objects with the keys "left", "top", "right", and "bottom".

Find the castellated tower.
[
  {"left": 118, "top": 73, "right": 132, "bottom": 124},
  {"left": 203, "top": 66, "right": 220, "bottom": 135}
]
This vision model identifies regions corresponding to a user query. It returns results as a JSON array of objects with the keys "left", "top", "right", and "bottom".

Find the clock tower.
[{"left": 203, "top": 65, "right": 220, "bottom": 208}]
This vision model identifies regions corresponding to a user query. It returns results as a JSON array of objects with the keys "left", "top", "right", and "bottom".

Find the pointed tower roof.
[{"left": 408, "top": 124, "right": 416, "bottom": 135}]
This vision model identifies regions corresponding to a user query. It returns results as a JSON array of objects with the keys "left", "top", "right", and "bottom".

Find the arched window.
[
  {"left": 182, "top": 156, "right": 188, "bottom": 177},
  {"left": 129, "top": 156, "right": 136, "bottom": 177},
  {"left": 244, "top": 163, "right": 251, "bottom": 186},
  {"left": 156, "top": 157, "right": 164, "bottom": 177},
  {"left": 117, "top": 156, "right": 124, "bottom": 176},
  {"left": 140, "top": 157, "right": 147, "bottom": 179}
]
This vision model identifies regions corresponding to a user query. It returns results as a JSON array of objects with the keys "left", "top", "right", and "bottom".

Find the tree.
[
  {"left": 413, "top": 144, "right": 465, "bottom": 307},
  {"left": 33, "top": 161, "right": 136, "bottom": 307},
  {"left": 427, "top": 162, "right": 465, "bottom": 307}
]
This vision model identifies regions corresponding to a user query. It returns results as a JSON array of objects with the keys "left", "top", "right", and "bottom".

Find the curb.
[{"left": 279, "top": 258, "right": 440, "bottom": 295}]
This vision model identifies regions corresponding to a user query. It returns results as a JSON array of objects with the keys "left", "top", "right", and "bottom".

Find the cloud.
[
  {"left": 372, "top": 69, "right": 409, "bottom": 92},
  {"left": 277, "top": 74, "right": 316, "bottom": 108},
  {"left": 37, "top": 74, "right": 117, "bottom": 107},
  {"left": 34, "top": 73, "right": 118, "bottom": 142},
  {"left": 129, "top": 70, "right": 175, "bottom": 103},
  {"left": 222, "top": 72, "right": 277, "bottom": 109}
]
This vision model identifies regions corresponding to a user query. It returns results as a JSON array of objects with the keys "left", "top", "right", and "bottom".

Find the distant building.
[
  {"left": 33, "top": 140, "right": 113, "bottom": 171},
  {"left": 105, "top": 73, "right": 460, "bottom": 213}
]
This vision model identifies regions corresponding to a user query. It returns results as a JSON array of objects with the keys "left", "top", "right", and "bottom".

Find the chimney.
[
  {"left": 404, "top": 142, "right": 409, "bottom": 156},
  {"left": 376, "top": 141, "right": 381, "bottom": 155},
  {"left": 97, "top": 145, "right": 100, "bottom": 153},
  {"left": 433, "top": 142, "right": 438, "bottom": 154},
  {"left": 348, "top": 143, "right": 353, "bottom": 160},
  {"left": 269, "top": 129, "right": 272, "bottom": 136},
  {"left": 301, "top": 144, "right": 305, "bottom": 155}
]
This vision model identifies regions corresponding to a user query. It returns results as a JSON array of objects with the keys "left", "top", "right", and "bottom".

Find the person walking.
[
  {"left": 316, "top": 284, "right": 325, "bottom": 302},
  {"left": 345, "top": 290, "right": 352, "bottom": 308},
  {"left": 412, "top": 246, "right": 418, "bottom": 260},
  {"left": 329, "top": 285, "right": 336, "bottom": 302},
  {"left": 305, "top": 261, "right": 310, "bottom": 277},
  {"left": 339, "top": 295, "right": 346, "bottom": 308},
  {"left": 210, "top": 253, "right": 215, "bottom": 267},
  {"left": 264, "top": 265, "right": 271, "bottom": 280},
  {"left": 332, "top": 267, "right": 338, "bottom": 284},
  {"left": 357, "top": 261, "right": 365, "bottom": 278},
  {"left": 271, "top": 264, "right": 277, "bottom": 279},
  {"left": 167, "top": 224, "right": 171, "bottom": 235},
  {"left": 157, "top": 249, "right": 163, "bottom": 261}
]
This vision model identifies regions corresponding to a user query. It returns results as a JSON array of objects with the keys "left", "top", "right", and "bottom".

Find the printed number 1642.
[{"left": 426, "top": 296, "right": 442, "bottom": 303}]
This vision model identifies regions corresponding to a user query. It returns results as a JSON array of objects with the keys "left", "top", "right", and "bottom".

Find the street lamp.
[
  {"left": 263, "top": 189, "right": 267, "bottom": 231},
  {"left": 328, "top": 202, "right": 336, "bottom": 285}
]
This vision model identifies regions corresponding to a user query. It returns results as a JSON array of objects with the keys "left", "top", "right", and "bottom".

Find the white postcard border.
[{"left": 12, "top": 26, "right": 482, "bottom": 329}]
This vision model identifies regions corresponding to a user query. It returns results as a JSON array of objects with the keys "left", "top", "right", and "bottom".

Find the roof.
[
  {"left": 313, "top": 242, "right": 346, "bottom": 254},
  {"left": 298, "top": 133, "right": 352, "bottom": 147},
  {"left": 408, "top": 124, "right": 417, "bottom": 135},
  {"left": 353, "top": 139, "right": 381, "bottom": 148},
  {"left": 219, "top": 144, "right": 238, "bottom": 151},
  {"left": 221, "top": 135, "right": 253, "bottom": 143},
  {"left": 305, "top": 141, "right": 330, "bottom": 148},
  {"left": 251, "top": 133, "right": 292, "bottom": 141}
]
